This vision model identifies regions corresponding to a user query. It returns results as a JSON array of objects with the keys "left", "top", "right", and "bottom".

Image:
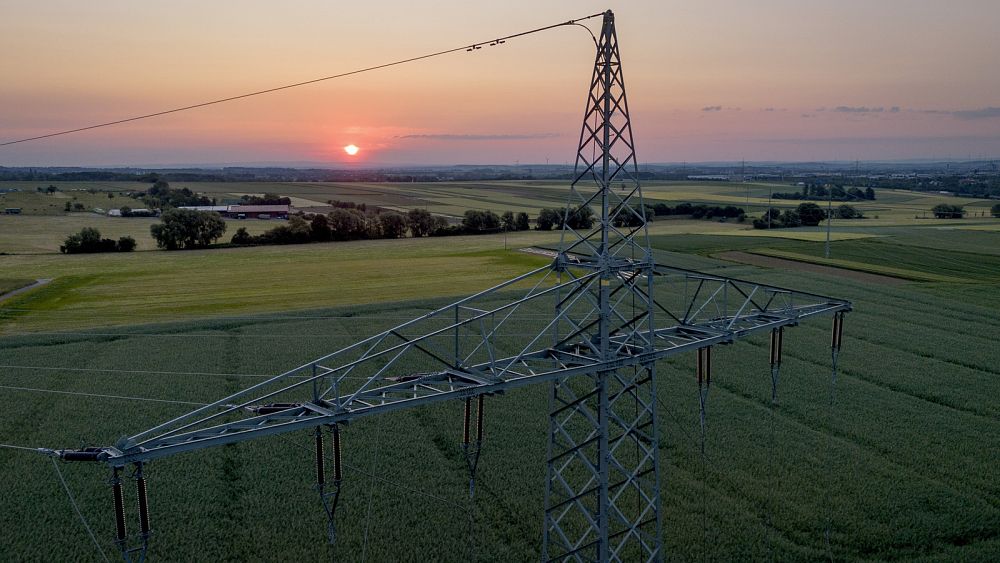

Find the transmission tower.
[{"left": 50, "top": 10, "right": 849, "bottom": 562}]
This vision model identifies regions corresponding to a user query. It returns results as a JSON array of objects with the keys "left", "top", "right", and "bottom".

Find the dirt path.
[
  {"left": 0, "top": 278, "right": 53, "bottom": 303},
  {"left": 714, "top": 251, "right": 907, "bottom": 285}
]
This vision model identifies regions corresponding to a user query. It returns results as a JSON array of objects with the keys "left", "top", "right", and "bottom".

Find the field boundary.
[
  {"left": 714, "top": 251, "right": 908, "bottom": 285},
  {"left": 740, "top": 249, "right": 971, "bottom": 283},
  {"left": 0, "top": 278, "right": 51, "bottom": 303}
]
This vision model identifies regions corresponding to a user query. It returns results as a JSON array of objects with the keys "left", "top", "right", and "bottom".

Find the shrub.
[
  {"left": 116, "top": 236, "right": 137, "bottom": 252},
  {"left": 60, "top": 227, "right": 135, "bottom": 253},
  {"left": 231, "top": 227, "right": 254, "bottom": 245}
]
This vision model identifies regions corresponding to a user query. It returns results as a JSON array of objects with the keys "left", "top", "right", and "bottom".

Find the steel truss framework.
[{"left": 58, "top": 10, "right": 850, "bottom": 562}]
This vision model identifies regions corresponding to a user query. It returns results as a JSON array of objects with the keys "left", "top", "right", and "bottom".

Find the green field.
[
  {"left": 2, "top": 181, "right": 1000, "bottom": 560},
  {"left": 0, "top": 214, "right": 284, "bottom": 254}
]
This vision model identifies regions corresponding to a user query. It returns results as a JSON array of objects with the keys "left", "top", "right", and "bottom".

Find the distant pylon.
[{"left": 544, "top": 10, "right": 662, "bottom": 561}]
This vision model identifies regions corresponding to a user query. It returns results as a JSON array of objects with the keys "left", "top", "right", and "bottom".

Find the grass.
[
  {"left": 2, "top": 230, "right": 999, "bottom": 560},
  {"left": 0, "top": 214, "right": 284, "bottom": 254},
  {"left": 0, "top": 234, "right": 556, "bottom": 334}
]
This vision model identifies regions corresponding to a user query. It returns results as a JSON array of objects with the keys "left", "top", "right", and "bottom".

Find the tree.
[
  {"left": 563, "top": 205, "right": 594, "bottom": 230},
  {"left": 932, "top": 204, "right": 964, "bottom": 219},
  {"left": 501, "top": 211, "right": 516, "bottom": 232},
  {"left": 837, "top": 204, "right": 863, "bottom": 219},
  {"left": 462, "top": 210, "right": 500, "bottom": 232},
  {"left": 309, "top": 214, "right": 332, "bottom": 241},
  {"left": 116, "top": 236, "right": 137, "bottom": 252},
  {"left": 120, "top": 206, "right": 133, "bottom": 217},
  {"left": 515, "top": 212, "right": 530, "bottom": 231},
  {"left": 796, "top": 202, "right": 826, "bottom": 226},
  {"left": 327, "top": 208, "right": 367, "bottom": 241},
  {"left": 379, "top": 212, "right": 408, "bottom": 239},
  {"left": 150, "top": 209, "right": 226, "bottom": 250},
  {"left": 864, "top": 187, "right": 876, "bottom": 200},
  {"left": 779, "top": 209, "right": 802, "bottom": 228},
  {"left": 535, "top": 208, "right": 561, "bottom": 231},
  {"left": 231, "top": 227, "right": 254, "bottom": 245},
  {"left": 406, "top": 209, "right": 435, "bottom": 237}
]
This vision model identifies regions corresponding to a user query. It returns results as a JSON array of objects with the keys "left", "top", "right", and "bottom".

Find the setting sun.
[{"left": 343, "top": 144, "right": 359, "bottom": 156}]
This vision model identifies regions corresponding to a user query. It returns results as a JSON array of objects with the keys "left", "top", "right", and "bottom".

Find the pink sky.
[{"left": 2, "top": 1, "right": 999, "bottom": 166}]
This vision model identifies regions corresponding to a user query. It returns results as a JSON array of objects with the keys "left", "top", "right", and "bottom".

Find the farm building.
[
  {"left": 107, "top": 208, "right": 155, "bottom": 217},
  {"left": 177, "top": 204, "right": 290, "bottom": 219},
  {"left": 177, "top": 206, "right": 229, "bottom": 213},
  {"left": 3, "top": 208, "right": 22, "bottom": 215},
  {"left": 226, "top": 205, "right": 289, "bottom": 219}
]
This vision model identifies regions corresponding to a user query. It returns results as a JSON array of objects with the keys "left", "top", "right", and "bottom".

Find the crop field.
[
  {"left": 2, "top": 226, "right": 1000, "bottom": 561},
  {"left": 0, "top": 214, "right": 280, "bottom": 254}
]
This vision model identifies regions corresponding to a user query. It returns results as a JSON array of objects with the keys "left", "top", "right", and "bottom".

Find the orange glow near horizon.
[{"left": 1, "top": 1, "right": 999, "bottom": 165}]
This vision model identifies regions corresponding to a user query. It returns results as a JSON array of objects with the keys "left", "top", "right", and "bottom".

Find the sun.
[{"left": 343, "top": 144, "right": 360, "bottom": 156}]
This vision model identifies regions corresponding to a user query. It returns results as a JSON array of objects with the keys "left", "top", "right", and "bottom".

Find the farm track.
[{"left": 0, "top": 278, "right": 51, "bottom": 302}]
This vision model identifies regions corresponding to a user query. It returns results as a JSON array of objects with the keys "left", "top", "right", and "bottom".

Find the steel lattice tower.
[
  {"left": 544, "top": 11, "right": 661, "bottom": 561},
  {"left": 51, "top": 10, "right": 850, "bottom": 563}
]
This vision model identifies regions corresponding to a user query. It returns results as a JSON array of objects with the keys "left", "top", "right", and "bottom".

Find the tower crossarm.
[{"left": 79, "top": 268, "right": 847, "bottom": 467}]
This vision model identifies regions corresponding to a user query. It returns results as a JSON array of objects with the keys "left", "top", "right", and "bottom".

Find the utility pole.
[
  {"left": 825, "top": 184, "right": 833, "bottom": 258},
  {"left": 768, "top": 188, "right": 773, "bottom": 229}
]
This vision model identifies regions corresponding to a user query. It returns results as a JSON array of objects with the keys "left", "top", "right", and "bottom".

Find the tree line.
[
  {"left": 752, "top": 202, "right": 863, "bottom": 229},
  {"left": 772, "top": 184, "right": 875, "bottom": 201},
  {"left": 60, "top": 228, "right": 136, "bottom": 254}
]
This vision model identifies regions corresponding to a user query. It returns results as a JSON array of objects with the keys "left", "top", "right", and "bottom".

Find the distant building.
[
  {"left": 225, "top": 205, "right": 290, "bottom": 219},
  {"left": 108, "top": 208, "right": 154, "bottom": 217},
  {"left": 178, "top": 206, "right": 229, "bottom": 213},
  {"left": 687, "top": 175, "right": 730, "bottom": 181},
  {"left": 3, "top": 208, "right": 22, "bottom": 215},
  {"left": 172, "top": 204, "right": 291, "bottom": 219}
]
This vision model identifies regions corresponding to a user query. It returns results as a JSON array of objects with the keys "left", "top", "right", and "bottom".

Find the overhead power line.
[{"left": 0, "top": 12, "right": 603, "bottom": 148}]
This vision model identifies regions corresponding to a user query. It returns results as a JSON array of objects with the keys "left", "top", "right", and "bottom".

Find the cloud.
[
  {"left": 701, "top": 105, "right": 723, "bottom": 112},
  {"left": 833, "top": 106, "right": 884, "bottom": 113},
  {"left": 395, "top": 133, "right": 559, "bottom": 141},
  {"left": 951, "top": 107, "right": 1000, "bottom": 120}
]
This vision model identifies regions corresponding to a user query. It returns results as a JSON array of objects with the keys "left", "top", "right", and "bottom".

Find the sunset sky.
[{"left": 2, "top": 0, "right": 999, "bottom": 166}]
